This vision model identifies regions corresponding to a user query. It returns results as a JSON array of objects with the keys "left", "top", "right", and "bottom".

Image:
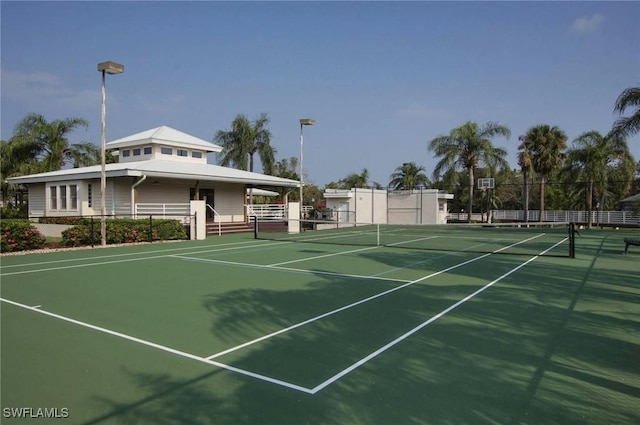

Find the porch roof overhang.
[{"left": 6, "top": 160, "right": 300, "bottom": 188}]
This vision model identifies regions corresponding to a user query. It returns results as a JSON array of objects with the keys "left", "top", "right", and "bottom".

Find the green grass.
[{"left": 1, "top": 229, "right": 638, "bottom": 424}]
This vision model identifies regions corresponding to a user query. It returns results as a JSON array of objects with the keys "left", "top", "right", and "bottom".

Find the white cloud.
[{"left": 570, "top": 14, "right": 604, "bottom": 34}]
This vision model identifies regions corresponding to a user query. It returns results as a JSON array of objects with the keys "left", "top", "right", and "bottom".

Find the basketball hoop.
[{"left": 478, "top": 177, "right": 495, "bottom": 191}]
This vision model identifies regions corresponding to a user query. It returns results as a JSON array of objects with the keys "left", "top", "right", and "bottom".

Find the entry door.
[
  {"left": 337, "top": 202, "right": 349, "bottom": 223},
  {"left": 190, "top": 188, "right": 215, "bottom": 220}
]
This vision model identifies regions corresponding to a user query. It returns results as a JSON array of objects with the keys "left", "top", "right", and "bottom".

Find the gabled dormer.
[{"left": 106, "top": 126, "right": 222, "bottom": 164}]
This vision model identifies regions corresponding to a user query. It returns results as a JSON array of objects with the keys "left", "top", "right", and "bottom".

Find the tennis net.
[{"left": 254, "top": 219, "right": 575, "bottom": 258}]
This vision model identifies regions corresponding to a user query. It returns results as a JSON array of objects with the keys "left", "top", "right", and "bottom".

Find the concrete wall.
[{"left": 325, "top": 188, "right": 452, "bottom": 225}]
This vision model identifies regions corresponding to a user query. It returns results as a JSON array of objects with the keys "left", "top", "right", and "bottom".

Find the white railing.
[
  {"left": 491, "top": 210, "right": 640, "bottom": 225},
  {"left": 134, "top": 203, "right": 191, "bottom": 222},
  {"left": 206, "top": 204, "right": 221, "bottom": 236},
  {"left": 246, "top": 204, "right": 287, "bottom": 220}
]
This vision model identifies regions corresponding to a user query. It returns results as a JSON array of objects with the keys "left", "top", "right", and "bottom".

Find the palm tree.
[
  {"left": 518, "top": 125, "right": 568, "bottom": 222},
  {"left": 10, "top": 113, "right": 90, "bottom": 172},
  {"left": 340, "top": 168, "right": 370, "bottom": 189},
  {"left": 613, "top": 85, "right": 640, "bottom": 138},
  {"left": 428, "top": 121, "right": 510, "bottom": 222},
  {"left": 0, "top": 139, "right": 39, "bottom": 205},
  {"left": 273, "top": 156, "right": 300, "bottom": 200},
  {"left": 389, "top": 162, "right": 430, "bottom": 190},
  {"left": 517, "top": 141, "right": 533, "bottom": 222},
  {"left": 215, "top": 113, "right": 276, "bottom": 175},
  {"left": 67, "top": 143, "right": 102, "bottom": 168},
  {"left": 565, "top": 130, "right": 634, "bottom": 227}
]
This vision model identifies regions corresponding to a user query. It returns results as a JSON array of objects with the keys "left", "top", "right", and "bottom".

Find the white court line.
[
  {"left": 272, "top": 228, "right": 378, "bottom": 244},
  {"left": 0, "top": 239, "right": 275, "bottom": 270},
  {"left": 372, "top": 240, "right": 500, "bottom": 277},
  {"left": 171, "top": 255, "right": 411, "bottom": 283},
  {"left": 310, "top": 238, "right": 567, "bottom": 394},
  {"left": 269, "top": 236, "right": 442, "bottom": 267},
  {"left": 204, "top": 233, "right": 551, "bottom": 361},
  {"left": 268, "top": 245, "right": 380, "bottom": 267},
  {"left": 0, "top": 297, "right": 314, "bottom": 394},
  {"left": 3, "top": 232, "right": 565, "bottom": 395},
  {"left": 0, "top": 241, "right": 288, "bottom": 277}
]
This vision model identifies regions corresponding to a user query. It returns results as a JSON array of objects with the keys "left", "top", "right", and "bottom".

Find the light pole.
[
  {"left": 97, "top": 61, "right": 124, "bottom": 246},
  {"left": 299, "top": 118, "right": 315, "bottom": 219}
]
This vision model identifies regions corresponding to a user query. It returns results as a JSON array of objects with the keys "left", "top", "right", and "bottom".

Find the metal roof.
[
  {"left": 7, "top": 159, "right": 300, "bottom": 188},
  {"left": 106, "top": 126, "right": 222, "bottom": 153},
  {"left": 620, "top": 193, "right": 640, "bottom": 203}
]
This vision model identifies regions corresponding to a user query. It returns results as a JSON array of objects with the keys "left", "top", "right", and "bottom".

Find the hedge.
[
  {"left": 61, "top": 218, "right": 188, "bottom": 247},
  {"left": 1, "top": 219, "right": 47, "bottom": 252},
  {"left": 0, "top": 205, "right": 28, "bottom": 219}
]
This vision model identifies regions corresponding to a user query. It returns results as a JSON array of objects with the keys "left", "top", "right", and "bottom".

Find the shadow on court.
[{"left": 84, "top": 235, "right": 639, "bottom": 425}]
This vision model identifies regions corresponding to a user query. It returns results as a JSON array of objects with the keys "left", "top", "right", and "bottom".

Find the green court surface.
[{"left": 1, "top": 227, "right": 638, "bottom": 425}]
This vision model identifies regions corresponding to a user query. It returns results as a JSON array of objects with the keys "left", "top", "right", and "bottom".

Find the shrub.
[
  {"left": 38, "top": 216, "right": 84, "bottom": 225},
  {"left": 0, "top": 204, "right": 28, "bottom": 219},
  {"left": 61, "top": 218, "right": 187, "bottom": 247},
  {"left": 0, "top": 220, "right": 46, "bottom": 252}
]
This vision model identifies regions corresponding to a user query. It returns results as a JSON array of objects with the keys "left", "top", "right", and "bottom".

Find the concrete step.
[{"left": 206, "top": 222, "right": 253, "bottom": 235}]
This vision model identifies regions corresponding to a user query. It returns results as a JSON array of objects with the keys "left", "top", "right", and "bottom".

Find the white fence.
[
  {"left": 246, "top": 204, "right": 326, "bottom": 221},
  {"left": 491, "top": 210, "right": 640, "bottom": 226},
  {"left": 246, "top": 204, "right": 287, "bottom": 220},
  {"left": 134, "top": 203, "right": 191, "bottom": 222},
  {"left": 245, "top": 204, "right": 640, "bottom": 227}
]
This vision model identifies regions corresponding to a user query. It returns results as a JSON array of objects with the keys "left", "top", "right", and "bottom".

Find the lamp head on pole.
[
  {"left": 98, "top": 61, "right": 124, "bottom": 75},
  {"left": 299, "top": 118, "right": 316, "bottom": 126}
]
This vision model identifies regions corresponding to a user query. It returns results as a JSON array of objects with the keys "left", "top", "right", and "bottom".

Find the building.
[
  {"left": 323, "top": 188, "right": 453, "bottom": 225},
  {"left": 7, "top": 126, "right": 299, "bottom": 232}
]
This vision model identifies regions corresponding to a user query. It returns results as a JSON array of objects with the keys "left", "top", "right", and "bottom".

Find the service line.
[
  {"left": 203, "top": 233, "right": 550, "bottom": 361},
  {"left": 310, "top": 237, "right": 567, "bottom": 394},
  {"left": 0, "top": 297, "right": 314, "bottom": 394}
]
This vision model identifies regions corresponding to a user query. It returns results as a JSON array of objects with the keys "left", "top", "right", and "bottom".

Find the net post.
[
  {"left": 149, "top": 215, "right": 153, "bottom": 243},
  {"left": 253, "top": 215, "right": 258, "bottom": 239},
  {"left": 377, "top": 223, "right": 380, "bottom": 246},
  {"left": 90, "top": 216, "right": 95, "bottom": 248},
  {"left": 569, "top": 222, "right": 575, "bottom": 258}
]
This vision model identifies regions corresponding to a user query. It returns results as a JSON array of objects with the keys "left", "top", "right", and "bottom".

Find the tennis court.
[{"left": 1, "top": 224, "right": 638, "bottom": 424}]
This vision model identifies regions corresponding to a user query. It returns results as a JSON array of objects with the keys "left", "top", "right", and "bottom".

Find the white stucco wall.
[{"left": 325, "top": 188, "right": 452, "bottom": 225}]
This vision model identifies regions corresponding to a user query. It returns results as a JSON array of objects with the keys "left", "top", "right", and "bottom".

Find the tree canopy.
[
  {"left": 518, "top": 125, "right": 568, "bottom": 221},
  {"left": 388, "top": 162, "right": 430, "bottom": 190},
  {"left": 613, "top": 85, "right": 640, "bottom": 138},
  {"left": 428, "top": 121, "right": 510, "bottom": 222},
  {"left": 214, "top": 113, "right": 276, "bottom": 175}
]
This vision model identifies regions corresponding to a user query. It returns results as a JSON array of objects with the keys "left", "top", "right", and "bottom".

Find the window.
[
  {"left": 88, "top": 184, "right": 93, "bottom": 208},
  {"left": 133, "top": 148, "right": 141, "bottom": 156},
  {"left": 70, "top": 185, "right": 78, "bottom": 209},
  {"left": 161, "top": 147, "right": 172, "bottom": 155},
  {"left": 49, "top": 184, "right": 79, "bottom": 212},
  {"left": 143, "top": 146, "right": 152, "bottom": 155},
  {"left": 177, "top": 149, "right": 188, "bottom": 157},
  {"left": 192, "top": 151, "right": 202, "bottom": 159},
  {"left": 60, "top": 186, "right": 67, "bottom": 210},
  {"left": 122, "top": 150, "right": 130, "bottom": 157},
  {"left": 50, "top": 186, "right": 57, "bottom": 210}
]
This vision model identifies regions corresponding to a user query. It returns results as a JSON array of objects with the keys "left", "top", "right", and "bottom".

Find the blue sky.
[{"left": 2, "top": 1, "right": 638, "bottom": 187}]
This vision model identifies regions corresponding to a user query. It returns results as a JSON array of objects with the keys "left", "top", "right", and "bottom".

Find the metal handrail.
[{"left": 206, "top": 204, "right": 221, "bottom": 236}]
